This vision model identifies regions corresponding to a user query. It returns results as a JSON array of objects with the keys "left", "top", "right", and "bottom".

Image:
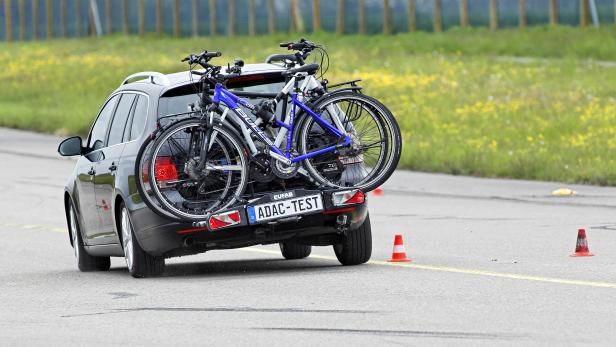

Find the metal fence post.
[
  {"left": 19, "top": 0, "right": 25, "bottom": 40},
  {"left": 209, "top": 0, "right": 217, "bottom": 35},
  {"left": 313, "top": 0, "right": 321, "bottom": 32},
  {"left": 33, "top": 0, "right": 39, "bottom": 39},
  {"left": 267, "top": 0, "right": 274, "bottom": 34},
  {"left": 460, "top": 0, "right": 469, "bottom": 28},
  {"left": 60, "top": 0, "right": 66, "bottom": 37},
  {"left": 248, "top": 0, "right": 255, "bottom": 36},
  {"left": 5, "top": 0, "right": 13, "bottom": 42},
  {"left": 408, "top": 0, "right": 416, "bottom": 32},
  {"left": 549, "top": 0, "right": 558, "bottom": 25},
  {"left": 156, "top": 0, "right": 162, "bottom": 34},
  {"left": 580, "top": 0, "right": 589, "bottom": 26},
  {"left": 46, "top": 0, "right": 52, "bottom": 39},
  {"left": 228, "top": 0, "right": 235, "bottom": 36},
  {"left": 336, "top": 0, "right": 344, "bottom": 34},
  {"left": 290, "top": 0, "right": 304, "bottom": 33},
  {"left": 75, "top": 0, "right": 81, "bottom": 37},
  {"left": 489, "top": 0, "right": 498, "bottom": 30},
  {"left": 433, "top": 0, "right": 442, "bottom": 32},
  {"left": 105, "top": 0, "right": 111, "bottom": 34},
  {"left": 123, "top": 0, "right": 129, "bottom": 35},
  {"left": 173, "top": 0, "right": 179, "bottom": 37},
  {"left": 383, "top": 0, "right": 392, "bottom": 34},
  {"left": 358, "top": 0, "right": 365, "bottom": 34},
  {"left": 519, "top": 0, "right": 526, "bottom": 27},
  {"left": 139, "top": 0, "right": 145, "bottom": 37},
  {"left": 191, "top": 0, "right": 198, "bottom": 37}
]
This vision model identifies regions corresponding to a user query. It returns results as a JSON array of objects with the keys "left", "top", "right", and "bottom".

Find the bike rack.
[{"left": 121, "top": 71, "right": 171, "bottom": 87}]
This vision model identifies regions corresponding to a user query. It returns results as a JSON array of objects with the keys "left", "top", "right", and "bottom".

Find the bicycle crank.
[{"left": 271, "top": 158, "right": 299, "bottom": 179}]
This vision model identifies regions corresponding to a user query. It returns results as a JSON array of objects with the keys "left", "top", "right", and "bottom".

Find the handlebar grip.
[
  {"left": 265, "top": 54, "right": 298, "bottom": 64},
  {"left": 279, "top": 42, "right": 293, "bottom": 48},
  {"left": 205, "top": 51, "right": 222, "bottom": 58}
]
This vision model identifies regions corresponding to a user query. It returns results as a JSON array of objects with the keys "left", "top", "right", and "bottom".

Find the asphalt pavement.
[{"left": 1, "top": 127, "right": 615, "bottom": 346}]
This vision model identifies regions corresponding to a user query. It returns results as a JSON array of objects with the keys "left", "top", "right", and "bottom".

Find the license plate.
[{"left": 247, "top": 194, "right": 323, "bottom": 223}]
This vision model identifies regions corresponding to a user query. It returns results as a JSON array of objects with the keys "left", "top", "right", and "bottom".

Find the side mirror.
[{"left": 58, "top": 136, "right": 83, "bottom": 156}]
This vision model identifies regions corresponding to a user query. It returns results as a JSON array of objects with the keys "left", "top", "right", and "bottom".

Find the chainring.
[{"left": 271, "top": 159, "right": 299, "bottom": 179}]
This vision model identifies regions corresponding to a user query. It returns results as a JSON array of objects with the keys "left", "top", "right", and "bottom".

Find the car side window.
[
  {"left": 107, "top": 94, "right": 136, "bottom": 147},
  {"left": 87, "top": 95, "right": 119, "bottom": 151},
  {"left": 128, "top": 95, "right": 148, "bottom": 141}
]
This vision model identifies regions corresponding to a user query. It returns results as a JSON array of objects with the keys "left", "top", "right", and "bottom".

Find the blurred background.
[
  {"left": 1, "top": 0, "right": 615, "bottom": 37},
  {"left": 1, "top": 0, "right": 616, "bottom": 185}
]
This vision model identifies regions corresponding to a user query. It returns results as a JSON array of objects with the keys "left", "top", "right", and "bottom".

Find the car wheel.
[
  {"left": 69, "top": 202, "right": 110, "bottom": 272},
  {"left": 120, "top": 203, "right": 164, "bottom": 278},
  {"left": 279, "top": 242, "right": 312, "bottom": 259},
  {"left": 333, "top": 214, "right": 372, "bottom": 266}
]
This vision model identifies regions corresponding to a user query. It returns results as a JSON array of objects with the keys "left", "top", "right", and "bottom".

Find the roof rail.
[{"left": 121, "top": 71, "right": 171, "bottom": 87}]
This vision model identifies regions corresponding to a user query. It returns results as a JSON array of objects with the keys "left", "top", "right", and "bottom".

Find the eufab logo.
[{"left": 272, "top": 192, "right": 294, "bottom": 200}]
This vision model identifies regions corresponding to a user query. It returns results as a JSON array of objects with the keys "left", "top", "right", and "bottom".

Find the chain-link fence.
[{"left": 1, "top": 0, "right": 615, "bottom": 41}]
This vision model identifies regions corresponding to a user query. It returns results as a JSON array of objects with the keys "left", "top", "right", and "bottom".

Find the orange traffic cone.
[
  {"left": 372, "top": 187, "right": 384, "bottom": 196},
  {"left": 388, "top": 234, "right": 411, "bottom": 262},
  {"left": 570, "top": 228, "right": 594, "bottom": 257}
]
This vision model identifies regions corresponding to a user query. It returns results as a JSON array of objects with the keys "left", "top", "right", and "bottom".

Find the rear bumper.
[{"left": 130, "top": 189, "right": 368, "bottom": 257}]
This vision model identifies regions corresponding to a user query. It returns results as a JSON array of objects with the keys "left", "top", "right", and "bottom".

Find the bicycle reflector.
[
  {"left": 154, "top": 157, "right": 178, "bottom": 181},
  {"left": 208, "top": 210, "right": 241, "bottom": 230},
  {"left": 332, "top": 189, "right": 365, "bottom": 206}
]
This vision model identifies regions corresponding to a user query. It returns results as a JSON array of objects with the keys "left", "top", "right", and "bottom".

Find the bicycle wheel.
[
  {"left": 297, "top": 91, "right": 401, "bottom": 192},
  {"left": 148, "top": 118, "right": 249, "bottom": 221},
  {"left": 135, "top": 133, "right": 184, "bottom": 221}
]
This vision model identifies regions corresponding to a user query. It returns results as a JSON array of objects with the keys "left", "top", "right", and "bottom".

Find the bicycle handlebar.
[
  {"left": 279, "top": 38, "right": 317, "bottom": 51},
  {"left": 266, "top": 53, "right": 300, "bottom": 64},
  {"left": 182, "top": 51, "right": 222, "bottom": 66}
]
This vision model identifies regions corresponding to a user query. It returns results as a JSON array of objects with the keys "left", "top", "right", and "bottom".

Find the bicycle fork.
[{"left": 195, "top": 110, "right": 216, "bottom": 174}]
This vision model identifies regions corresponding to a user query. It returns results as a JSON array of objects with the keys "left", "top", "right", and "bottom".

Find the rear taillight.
[
  {"left": 141, "top": 161, "right": 149, "bottom": 183},
  {"left": 155, "top": 157, "right": 178, "bottom": 181},
  {"left": 332, "top": 189, "right": 365, "bottom": 206},
  {"left": 208, "top": 210, "right": 241, "bottom": 230}
]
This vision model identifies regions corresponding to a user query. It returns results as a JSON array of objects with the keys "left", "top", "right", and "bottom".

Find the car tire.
[
  {"left": 279, "top": 242, "right": 312, "bottom": 260},
  {"left": 68, "top": 202, "right": 110, "bottom": 272},
  {"left": 120, "top": 203, "right": 164, "bottom": 278},
  {"left": 333, "top": 214, "right": 372, "bottom": 266}
]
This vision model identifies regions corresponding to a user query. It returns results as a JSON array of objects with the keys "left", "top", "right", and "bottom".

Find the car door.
[
  {"left": 78, "top": 95, "right": 119, "bottom": 243},
  {"left": 120, "top": 94, "right": 149, "bottom": 195},
  {"left": 93, "top": 93, "right": 137, "bottom": 245}
]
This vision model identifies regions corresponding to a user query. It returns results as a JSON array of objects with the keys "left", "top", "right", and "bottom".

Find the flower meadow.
[{"left": 1, "top": 28, "right": 616, "bottom": 184}]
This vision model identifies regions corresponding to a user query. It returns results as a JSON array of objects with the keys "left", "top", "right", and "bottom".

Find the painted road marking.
[
  {"left": 240, "top": 247, "right": 616, "bottom": 289},
  {"left": 1, "top": 223, "right": 66, "bottom": 233},
  {"left": 4, "top": 222, "right": 616, "bottom": 289}
]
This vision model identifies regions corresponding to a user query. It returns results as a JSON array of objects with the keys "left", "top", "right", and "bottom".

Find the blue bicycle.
[{"left": 146, "top": 51, "right": 400, "bottom": 220}]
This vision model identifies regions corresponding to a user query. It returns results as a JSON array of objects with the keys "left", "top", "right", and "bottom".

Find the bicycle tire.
[
  {"left": 297, "top": 91, "right": 402, "bottom": 192},
  {"left": 147, "top": 118, "right": 249, "bottom": 221},
  {"left": 134, "top": 131, "right": 185, "bottom": 222}
]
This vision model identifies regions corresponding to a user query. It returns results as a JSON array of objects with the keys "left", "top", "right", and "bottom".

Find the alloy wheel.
[
  {"left": 69, "top": 206, "right": 80, "bottom": 261},
  {"left": 121, "top": 207, "right": 134, "bottom": 271}
]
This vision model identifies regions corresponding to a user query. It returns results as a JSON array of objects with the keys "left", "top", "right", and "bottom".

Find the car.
[{"left": 58, "top": 63, "right": 372, "bottom": 278}]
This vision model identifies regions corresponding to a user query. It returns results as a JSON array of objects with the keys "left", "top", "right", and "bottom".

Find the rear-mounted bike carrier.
[{"left": 189, "top": 188, "right": 365, "bottom": 233}]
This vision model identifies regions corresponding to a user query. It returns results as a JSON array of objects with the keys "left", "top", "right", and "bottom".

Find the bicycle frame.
[{"left": 212, "top": 77, "right": 351, "bottom": 165}]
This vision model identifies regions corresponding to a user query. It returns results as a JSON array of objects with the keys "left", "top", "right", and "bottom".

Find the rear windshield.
[{"left": 158, "top": 81, "right": 285, "bottom": 118}]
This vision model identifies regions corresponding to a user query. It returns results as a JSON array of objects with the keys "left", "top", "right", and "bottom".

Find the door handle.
[
  {"left": 88, "top": 167, "right": 95, "bottom": 175},
  {"left": 109, "top": 162, "right": 117, "bottom": 171}
]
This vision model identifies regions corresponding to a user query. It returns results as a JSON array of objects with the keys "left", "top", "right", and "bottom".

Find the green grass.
[{"left": 1, "top": 26, "right": 616, "bottom": 184}]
